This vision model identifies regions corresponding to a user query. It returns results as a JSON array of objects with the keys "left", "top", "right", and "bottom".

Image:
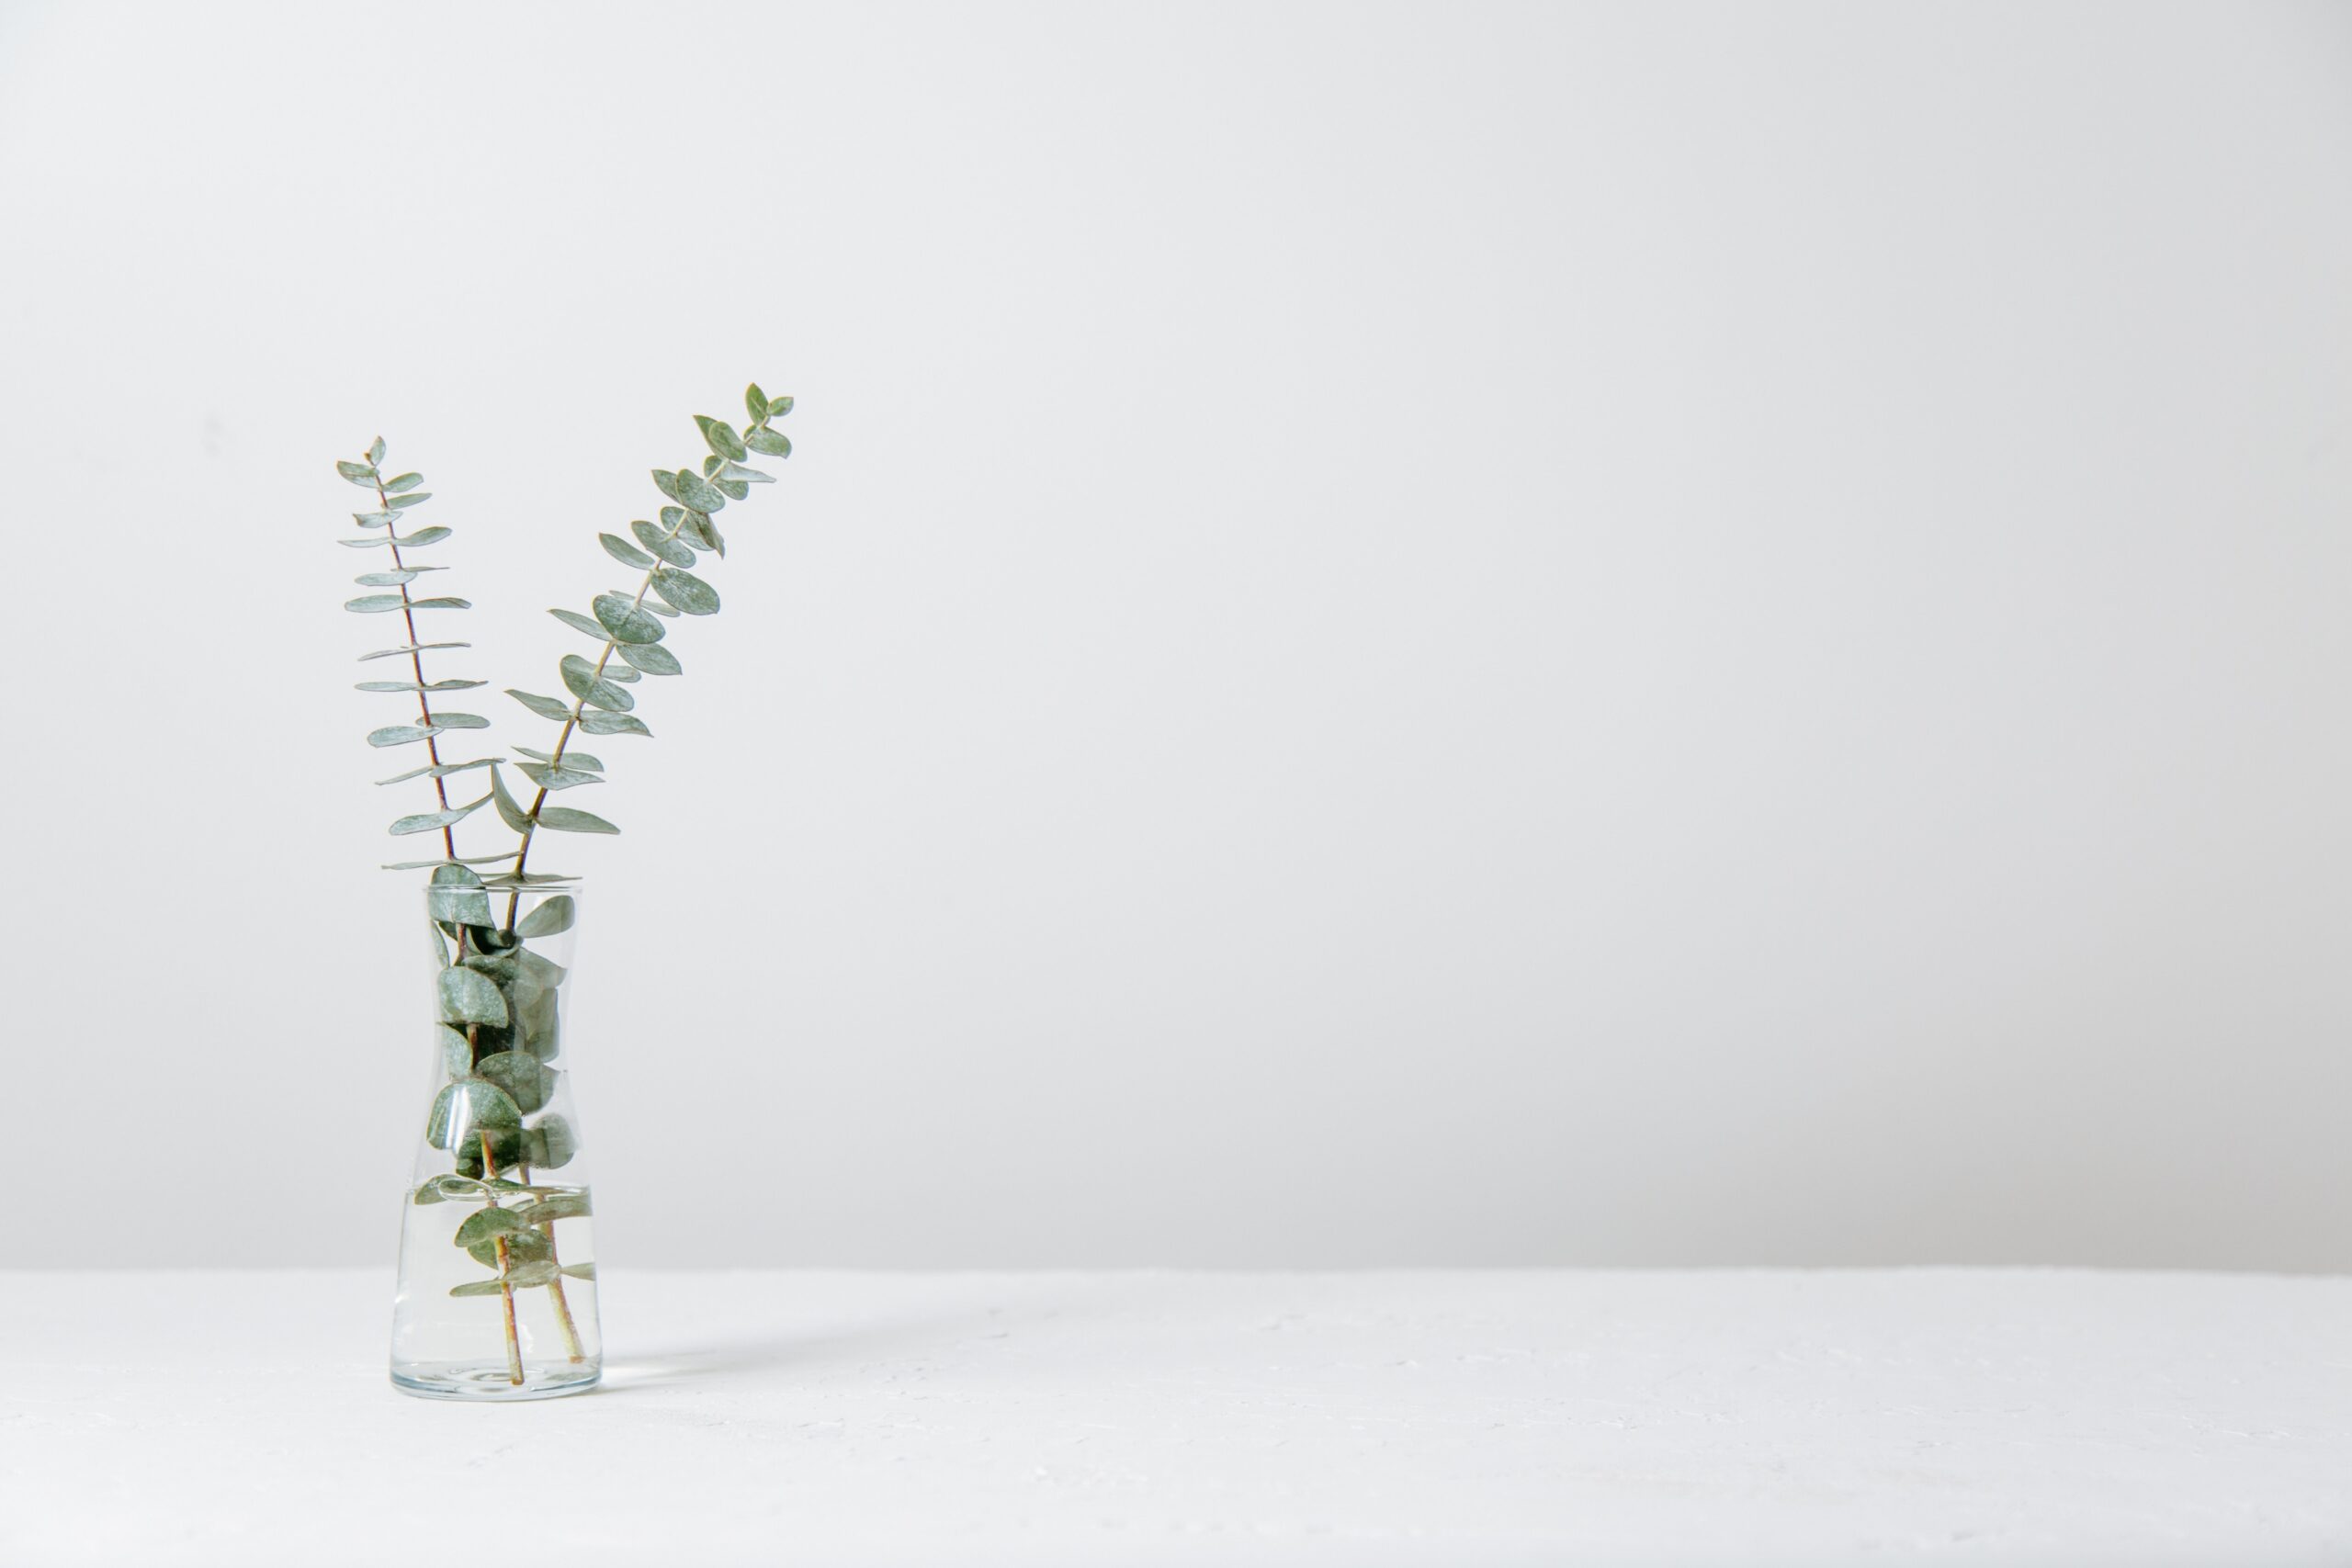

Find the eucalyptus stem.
[{"left": 481, "top": 1131, "right": 525, "bottom": 1387}]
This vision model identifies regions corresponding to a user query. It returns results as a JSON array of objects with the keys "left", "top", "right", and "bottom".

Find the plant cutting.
[{"left": 334, "top": 385, "right": 795, "bottom": 1400}]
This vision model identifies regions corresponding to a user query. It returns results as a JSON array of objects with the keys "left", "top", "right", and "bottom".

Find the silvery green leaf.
[
  {"left": 600, "top": 532, "right": 656, "bottom": 569},
  {"left": 746, "top": 383, "right": 770, "bottom": 421},
  {"left": 368, "top": 436, "right": 386, "bottom": 465},
  {"left": 503, "top": 1259, "right": 560, "bottom": 1289},
  {"left": 427, "top": 873, "right": 493, "bottom": 926},
  {"left": 447, "top": 1278, "right": 507, "bottom": 1298},
  {"left": 389, "top": 491, "right": 433, "bottom": 509},
  {"left": 356, "top": 677, "right": 483, "bottom": 693},
  {"left": 745, "top": 426, "right": 791, "bottom": 457},
  {"left": 413, "top": 1175, "right": 458, "bottom": 1205},
  {"left": 601, "top": 661, "right": 640, "bottom": 683},
  {"left": 719, "top": 460, "right": 774, "bottom": 485},
  {"left": 476, "top": 1050, "right": 553, "bottom": 1115},
  {"left": 529, "top": 1114, "right": 579, "bottom": 1168},
  {"left": 701, "top": 455, "right": 721, "bottom": 478},
  {"left": 516, "top": 746, "right": 603, "bottom": 771},
  {"left": 383, "top": 852, "right": 518, "bottom": 869},
  {"left": 377, "top": 757, "right": 500, "bottom": 784},
  {"left": 345, "top": 593, "right": 408, "bottom": 614},
  {"left": 452, "top": 1124, "right": 526, "bottom": 1179},
  {"left": 548, "top": 607, "right": 608, "bottom": 641},
  {"left": 715, "top": 478, "right": 749, "bottom": 502},
  {"left": 337, "top": 536, "right": 391, "bottom": 548},
  {"left": 475, "top": 1224, "right": 551, "bottom": 1269},
  {"left": 674, "top": 468, "right": 727, "bottom": 512},
  {"left": 430, "top": 864, "right": 483, "bottom": 887},
  {"left": 577, "top": 710, "right": 650, "bottom": 739},
  {"left": 651, "top": 468, "right": 682, "bottom": 502},
  {"left": 507, "top": 689, "right": 575, "bottom": 722},
  {"left": 515, "top": 761, "right": 601, "bottom": 791},
  {"left": 336, "top": 459, "right": 374, "bottom": 481},
  {"left": 535, "top": 805, "right": 619, "bottom": 834},
  {"left": 560, "top": 1262, "right": 598, "bottom": 1280},
  {"left": 560, "top": 653, "right": 634, "bottom": 711},
  {"left": 391, "top": 793, "right": 489, "bottom": 835},
  {"left": 404, "top": 596, "right": 471, "bottom": 611},
  {"left": 424, "top": 710, "right": 490, "bottom": 728},
  {"left": 384, "top": 472, "right": 424, "bottom": 493},
  {"left": 650, "top": 567, "right": 719, "bottom": 615},
  {"left": 768, "top": 394, "right": 793, "bottom": 417},
  {"left": 593, "top": 592, "right": 664, "bottom": 645},
  {"left": 632, "top": 518, "right": 695, "bottom": 566},
  {"left": 519, "top": 1190, "right": 590, "bottom": 1224},
  {"left": 353, "top": 511, "right": 400, "bottom": 527},
  {"left": 436, "top": 967, "right": 510, "bottom": 1029},
  {"left": 696, "top": 414, "right": 750, "bottom": 462},
  {"left": 353, "top": 570, "right": 420, "bottom": 587},
  {"left": 392, "top": 525, "right": 452, "bottom": 547},
  {"left": 426, "top": 1076, "right": 520, "bottom": 1146},
  {"left": 679, "top": 511, "right": 724, "bottom": 557},
  {"left": 616, "top": 641, "right": 682, "bottom": 675},
  {"left": 482, "top": 870, "right": 581, "bottom": 890},
  {"left": 359, "top": 641, "right": 469, "bottom": 661},
  {"left": 490, "top": 762, "right": 537, "bottom": 833},
  {"left": 514, "top": 894, "right": 575, "bottom": 938},
  {"left": 435, "top": 1023, "right": 473, "bottom": 1078},
  {"left": 454, "top": 1205, "right": 526, "bottom": 1253},
  {"left": 367, "top": 724, "right": 441, "bottom": 748},
  {"left": 636, "top": 594, "right": 679, "bottom": 617}
]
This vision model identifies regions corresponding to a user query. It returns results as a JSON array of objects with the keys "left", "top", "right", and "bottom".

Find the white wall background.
[{"left": 2, "top": 1, "right": 2347, "bottom": 1270}]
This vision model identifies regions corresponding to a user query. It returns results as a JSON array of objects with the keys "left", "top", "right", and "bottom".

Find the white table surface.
[{"left": 1, "top": 1269, "right": 2344, "bottom": 1565}]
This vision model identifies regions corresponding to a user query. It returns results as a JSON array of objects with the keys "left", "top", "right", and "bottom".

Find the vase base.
[{"left": 390, "top": 1361, "right": 603, "bottom": 1402}]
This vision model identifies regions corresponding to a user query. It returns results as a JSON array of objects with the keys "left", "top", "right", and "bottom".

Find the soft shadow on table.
[{"left": 596, "top": 1276, "right": 1117, "bottom": 1394}]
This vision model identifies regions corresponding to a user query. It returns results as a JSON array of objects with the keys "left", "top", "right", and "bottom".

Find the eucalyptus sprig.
[
  {"left": 492, "top": 382, "right": 794, "bottom": 888},
  {"left": 334, "top": 440, "right": 507, "bottom": 869}
]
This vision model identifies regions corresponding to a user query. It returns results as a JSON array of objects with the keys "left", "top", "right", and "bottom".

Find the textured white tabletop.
[{"left": 1, "top": 1269, "right": 2344, "bottom": 1565}]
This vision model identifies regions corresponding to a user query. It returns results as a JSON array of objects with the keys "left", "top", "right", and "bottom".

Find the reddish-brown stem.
[{"left": 479, "top": 1130, "right": 525, "bottom": 1386}]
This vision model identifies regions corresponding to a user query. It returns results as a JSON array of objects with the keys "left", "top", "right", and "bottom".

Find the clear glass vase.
[{"left": 390, "top": 877, "right": 602, "bottom": 1400}]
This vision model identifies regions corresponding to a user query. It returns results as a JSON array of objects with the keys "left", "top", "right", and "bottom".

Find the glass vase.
[{"left": 390, "top": 878, "right": 602, "bottom": 1400}]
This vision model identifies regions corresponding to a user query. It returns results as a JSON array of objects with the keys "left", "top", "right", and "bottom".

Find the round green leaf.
[
  {"left": 577, "top": 711, "right": 650, "bottom": 739},
  {"left": 476, "top": 1051, "right": 554, "bottom": 1115},
  {"left": 650, "top": 567, "right": 719, "bottom": 615},
  {"left": 529, "top": 1114, "right": 579, "bottom": 1169},
  {"left": 435, "top": 1023, "right": 472, "bottom": 1078},
  {"left": 548, "top": 607, "right": 609, "bottom": 641},
  {"left": 560, "top": 653, "right": 635, "bottom": 712},
  {"left": 507, "top": 688, "right": 575, "bottom": 722},
  {"left": 616, "top": 641, "right": 683, "bottom": 676},
  {"left": 514, "top": 894, "right": 575, "bottom": 938},
  {"left": 436, "top": 966, "right": 509, "bottom": 1027},
  {"left": 534, "top": 805, "right": 620, "bottom": 833},
  {"left": 518, "top": 1190, "right": 591, "bottom": 1224},
  {"left": 593, "top": 592, "right": 664, "bottom": 645},
  {"left": 673, "top": 468, "right": 727, "bottom": 513},
  {"left": 632, "top": 518, "right": 695, "bottom": 568},
  {"left": 425, "top": 1077, "right": 522, "bottom": 1149},
  {"left": 600, "top": 532, "right": 656, "bottom": 569}
]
